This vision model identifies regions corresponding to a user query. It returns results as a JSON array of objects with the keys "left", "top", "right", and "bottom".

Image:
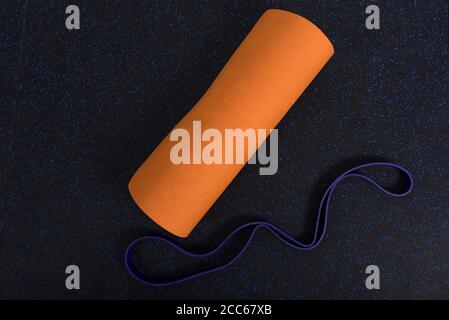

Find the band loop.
[{"left": 125, "top": 162, "right": 413, "bottom": 286}]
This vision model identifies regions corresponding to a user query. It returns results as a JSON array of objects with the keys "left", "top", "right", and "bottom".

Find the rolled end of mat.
[{"left": 128, "top": 9, "right": 334, "bottom": 238}]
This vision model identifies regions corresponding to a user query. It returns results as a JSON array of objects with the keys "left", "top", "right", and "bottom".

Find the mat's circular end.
[{"left": 128, "top": 177, "right": 191, "bottom": 238}]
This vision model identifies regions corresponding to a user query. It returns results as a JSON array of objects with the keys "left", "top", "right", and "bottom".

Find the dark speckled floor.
[{"left": 1, "top": 0, "right": 448, "bottom": 299}]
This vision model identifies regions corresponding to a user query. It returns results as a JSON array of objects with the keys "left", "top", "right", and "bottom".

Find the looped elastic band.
[{"left": 125, "top": 162, "right": 413, "bottom": 286}]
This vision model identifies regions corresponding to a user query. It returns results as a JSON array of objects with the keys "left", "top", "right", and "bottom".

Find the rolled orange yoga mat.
[{"left": 129, "top": 9, "right": 334, "bottom": 237}]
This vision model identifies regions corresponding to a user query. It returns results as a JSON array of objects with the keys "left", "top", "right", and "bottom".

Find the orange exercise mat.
[{"left": 128, "top": 9, "right": 334, "bottom": 237}]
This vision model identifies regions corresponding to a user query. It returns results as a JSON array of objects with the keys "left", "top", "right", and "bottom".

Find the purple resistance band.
[{"left": 125, "top": 162, "right": 413, "bottom": 286}]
